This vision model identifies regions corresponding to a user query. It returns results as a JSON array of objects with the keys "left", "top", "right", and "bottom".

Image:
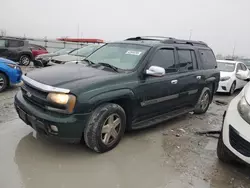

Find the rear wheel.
[
  {"left": 229, "top": 81, "right": 236, "bottom": 95},
  {"left": 84, "top": 103, "right": 126, "bottom": 153},
  {"left": 19, "top": 55, "right": 31, "bottom": 66},
  {"left": 194, "top": 87, "right": 211, "bottom": 114},
  {"left": 0, "top": 73, "right": 8, "bottom": 92}
]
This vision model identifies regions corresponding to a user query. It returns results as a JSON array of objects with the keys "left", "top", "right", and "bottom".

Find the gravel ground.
[{"left": 0, "top": 66, "right": 249, "bottom": 188}]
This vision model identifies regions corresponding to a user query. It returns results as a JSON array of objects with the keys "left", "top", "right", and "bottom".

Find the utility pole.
[
  {"left": 77, "top": 24, "right": 80, "bottom": 49},
  {"left": 232, "top": 42, "right": 236, "bottom": 58},
  {"left": 189, "top": 29, "right": 193, "bottom": 40}
]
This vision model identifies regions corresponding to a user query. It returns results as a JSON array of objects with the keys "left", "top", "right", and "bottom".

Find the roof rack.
[{"left": 125, "top": 36, "right": 208, "bottom": 47}]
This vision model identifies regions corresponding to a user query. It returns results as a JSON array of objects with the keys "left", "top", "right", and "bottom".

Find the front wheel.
[
  {"left": 194, "top": 87, "right": 211, "bottom": 114},
  {"left": 217, "top": 132, "right": 235, "bottom": 163},
  {"left": 19, "top": 55, "right": 31, "bottom": 66},
  {"left": 84, "top": 103, "right": 126, "bottom": 153},
  {"left": 229, "top": 82, "right": 236, "bottom": 95},
  {"left": 0, "top": 73, "right": 8, "bottom": 92}
]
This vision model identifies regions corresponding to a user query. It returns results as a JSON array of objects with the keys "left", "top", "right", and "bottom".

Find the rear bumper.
[{"left": 14, "top": 91, "right": 90, "bottom": 142}]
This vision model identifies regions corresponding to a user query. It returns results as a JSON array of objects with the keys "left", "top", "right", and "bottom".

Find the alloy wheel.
[
  {"left": 21, "top": 56, "right": 30, "bottom": 66},
  {"left": 101, "top": 114, "right": 121, "bottom": 145},
  {"left": 200, "top": 92, "right": 209, "bottom": 111},
  {"left": 0, "top": 76, "right": 4, "bottom": 90}
]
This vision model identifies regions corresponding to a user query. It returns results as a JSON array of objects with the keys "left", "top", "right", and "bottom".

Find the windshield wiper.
[
  {"left": 97, "top": 62, "right": 119, "bottom": 72},
  {"left": 83, "top": 59, "right": 95, "bottom": 65}
]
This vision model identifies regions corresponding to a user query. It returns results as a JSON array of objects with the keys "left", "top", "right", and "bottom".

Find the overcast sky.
[{"left": 1, "top": 0, "right": 250, "bottom": 56}]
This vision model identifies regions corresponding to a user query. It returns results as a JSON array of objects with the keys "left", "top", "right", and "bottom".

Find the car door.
[
  {"left": 134, "top": 47, "right": 183, "bottom": 122},
  {"left": 5, "top": 39, "right": 24, "bottom": 60},
  {"left": 0, "top": 39, "right": 8, "bottom": 58},
  {"left": 175, "top": 48, "right": 201, "bottom": 106}
]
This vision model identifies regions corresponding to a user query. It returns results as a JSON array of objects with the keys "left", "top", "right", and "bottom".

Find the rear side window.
[
  {"left": 177, "top": 50, "right": 195, "bottom": 71},
  {"left": 8, "top": 40, "right": 24, "bottom": 47},
  {"left": 0, "top": 39, "right": 6, "bottom": 47},
  {"left": 149, "top": 49, "right": 176, "bottom": 73},
  {"left": 199, "top": 49, "right": 217, "bottom": 69}
]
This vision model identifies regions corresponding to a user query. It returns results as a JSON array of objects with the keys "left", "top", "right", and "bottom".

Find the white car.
[
  {"left": 217, "top": 60, "right": 249, "bottom": 95},
  {"left": 217, "top": 77, "right": 250, "bottom": 164}
]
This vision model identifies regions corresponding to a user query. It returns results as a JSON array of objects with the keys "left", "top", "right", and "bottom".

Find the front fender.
[
  {"left": 0, "top": 65, "right": 10, "bottom": 78},
  {"left": 74, "top": 89, "right": 136, "bottom": 114},
  {"left": 89, "top": 88, "right": 135, "bottom": 107}
]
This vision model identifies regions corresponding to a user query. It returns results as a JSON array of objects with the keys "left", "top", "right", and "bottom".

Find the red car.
[{"left": 29, "top": 44, "right": 48, "bottom": 58}]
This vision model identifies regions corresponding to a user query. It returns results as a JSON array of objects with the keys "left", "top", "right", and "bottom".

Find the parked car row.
[{"left": 34, "top": 44, "right": 104, "bottom": 67}]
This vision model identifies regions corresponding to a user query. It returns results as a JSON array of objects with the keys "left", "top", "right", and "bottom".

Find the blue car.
[{"left": 0, "top": 58, "right": 22, "bottom": 92}]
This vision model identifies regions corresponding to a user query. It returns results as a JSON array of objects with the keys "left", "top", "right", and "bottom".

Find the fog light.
[{"left": 50, "top": 125, "right": 58, "bottom": 132}]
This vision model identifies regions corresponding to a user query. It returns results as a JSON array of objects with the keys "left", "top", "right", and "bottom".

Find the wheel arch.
[
  {"left": 0, "top": 70, "right": 10, "bottom": 86},
  {"left": 88, "top": 89, "right": 136, "bottom": 130},
  {"left": 18, "top": 52, "right": 33, "bottom": 61}
]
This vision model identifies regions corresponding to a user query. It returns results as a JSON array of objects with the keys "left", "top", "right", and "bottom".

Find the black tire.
[
  {"left": 84, "top": 103, "right": 126, "bottom": 153},
  {"left": 33, "top": 60, "right": 44, "bottom": 68},
  {"left": 217, "top": 132, "right": 235, "bottom": 163},
  {"left": 194, "top": 87, "right": 211, "bottom": 114},
  {"left": 229, "top": 81, "right": 236, "bottom": 96},
  {"left": 0, "top": 73, "right": 8, "bottom": 92},
  {"left": 19, "top": 55, "right": 31, "bottom": 66}
]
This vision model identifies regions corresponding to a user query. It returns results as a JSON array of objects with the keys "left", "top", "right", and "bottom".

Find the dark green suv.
[{"left": 14, "top": 36, "right": 219, "bottom": 153}]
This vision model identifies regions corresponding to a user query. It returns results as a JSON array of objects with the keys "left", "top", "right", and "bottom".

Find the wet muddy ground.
[{"left": 0, "top": 67, "right": 249, "bottom": 188}]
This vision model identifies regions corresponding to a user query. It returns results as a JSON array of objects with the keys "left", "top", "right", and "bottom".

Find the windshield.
[
  {"left": 70, "top": 45, "right": 101, "bottom": 57},
  {"left": 217, "top": 62, "right": 235, "bottom": 72},
  {"left": 86, "top": 43, "right": 150, "bottom": 70},
  {"left": 240, "top": 59, "right": 250, "bottom": 66},
  {"left": 55, "top": 48, "right": 74, "bottom": 55}
]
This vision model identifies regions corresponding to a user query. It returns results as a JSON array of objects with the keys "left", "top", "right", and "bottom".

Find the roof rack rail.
[
  {"left": 125, "top": 36, "right": 174, "bottom": 41},
  {"left": 125, "top": 36, "right": 208, "bottom": 47},
  {"left": 162, "top": 38, "right": 208, "bottom": 47}
]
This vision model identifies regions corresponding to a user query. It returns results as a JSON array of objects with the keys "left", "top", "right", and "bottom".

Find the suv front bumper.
[{"left": 14, "top": 91, "right": 90, "bottom": 142}]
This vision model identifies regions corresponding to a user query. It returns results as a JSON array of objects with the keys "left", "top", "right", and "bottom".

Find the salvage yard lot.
[{"left": 0, "top": 67, "right": 250, "bottom": 188}]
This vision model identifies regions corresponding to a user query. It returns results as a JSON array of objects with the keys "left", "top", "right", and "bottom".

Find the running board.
[{"left": 132, "top": 107, "right": 194, "bottom": 130}]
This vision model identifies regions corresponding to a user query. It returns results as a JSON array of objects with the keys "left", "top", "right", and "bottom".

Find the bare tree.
[{"left": 0, "top": 29, "right": 6, "bottom": 36}]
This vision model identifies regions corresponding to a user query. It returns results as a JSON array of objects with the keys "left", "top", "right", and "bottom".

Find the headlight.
[
  {"left": 220, "top": 76, "right": 230, "bottom": 81},
  {"left": 7, "top": 63, "right": 17, "bottom": 69},
  {"left": 47, "top": 93, "right": 76, "bottom": 113},
  {"left": 238, "top": 97, "right": 250, "bottom": 124}
]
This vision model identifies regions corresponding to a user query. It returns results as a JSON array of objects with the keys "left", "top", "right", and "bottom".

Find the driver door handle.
[
  {"left": 196, "top": 76, "right": 201, "bottom": 80},
  {"left": 171, "top": 80, "right": 178, "bottom": 84}
]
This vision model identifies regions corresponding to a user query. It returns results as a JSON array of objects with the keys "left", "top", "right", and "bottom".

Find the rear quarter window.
[{"left": 199, "top": 49, "right": 217, "bottom": 69}]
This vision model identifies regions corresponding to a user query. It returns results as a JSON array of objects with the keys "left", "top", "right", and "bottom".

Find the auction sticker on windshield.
[{"left": 125, "top": 50, "right": 142, "bottom": 56}]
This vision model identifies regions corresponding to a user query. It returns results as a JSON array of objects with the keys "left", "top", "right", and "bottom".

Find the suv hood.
[
  {"left": 51, "top": 54, "right": 84, "bottom": 62},
  {"left": 25, "top": 64, "right": 117, "bottom": 92}
]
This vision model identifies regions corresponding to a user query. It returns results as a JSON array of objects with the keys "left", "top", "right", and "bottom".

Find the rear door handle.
[
  {"left": 196, "top": 76, "right": 201, "bottom": 80},
  {"left": 171, "top": 80, "right": 178, "bottom": 84}
]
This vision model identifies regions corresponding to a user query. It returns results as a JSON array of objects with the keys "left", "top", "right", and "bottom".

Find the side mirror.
[
  {"left": 236, "top": 70, "right": 249, "bottom": 80},
  {"left": 146, "top": 66, "right": 165, "bottom": 77}
]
